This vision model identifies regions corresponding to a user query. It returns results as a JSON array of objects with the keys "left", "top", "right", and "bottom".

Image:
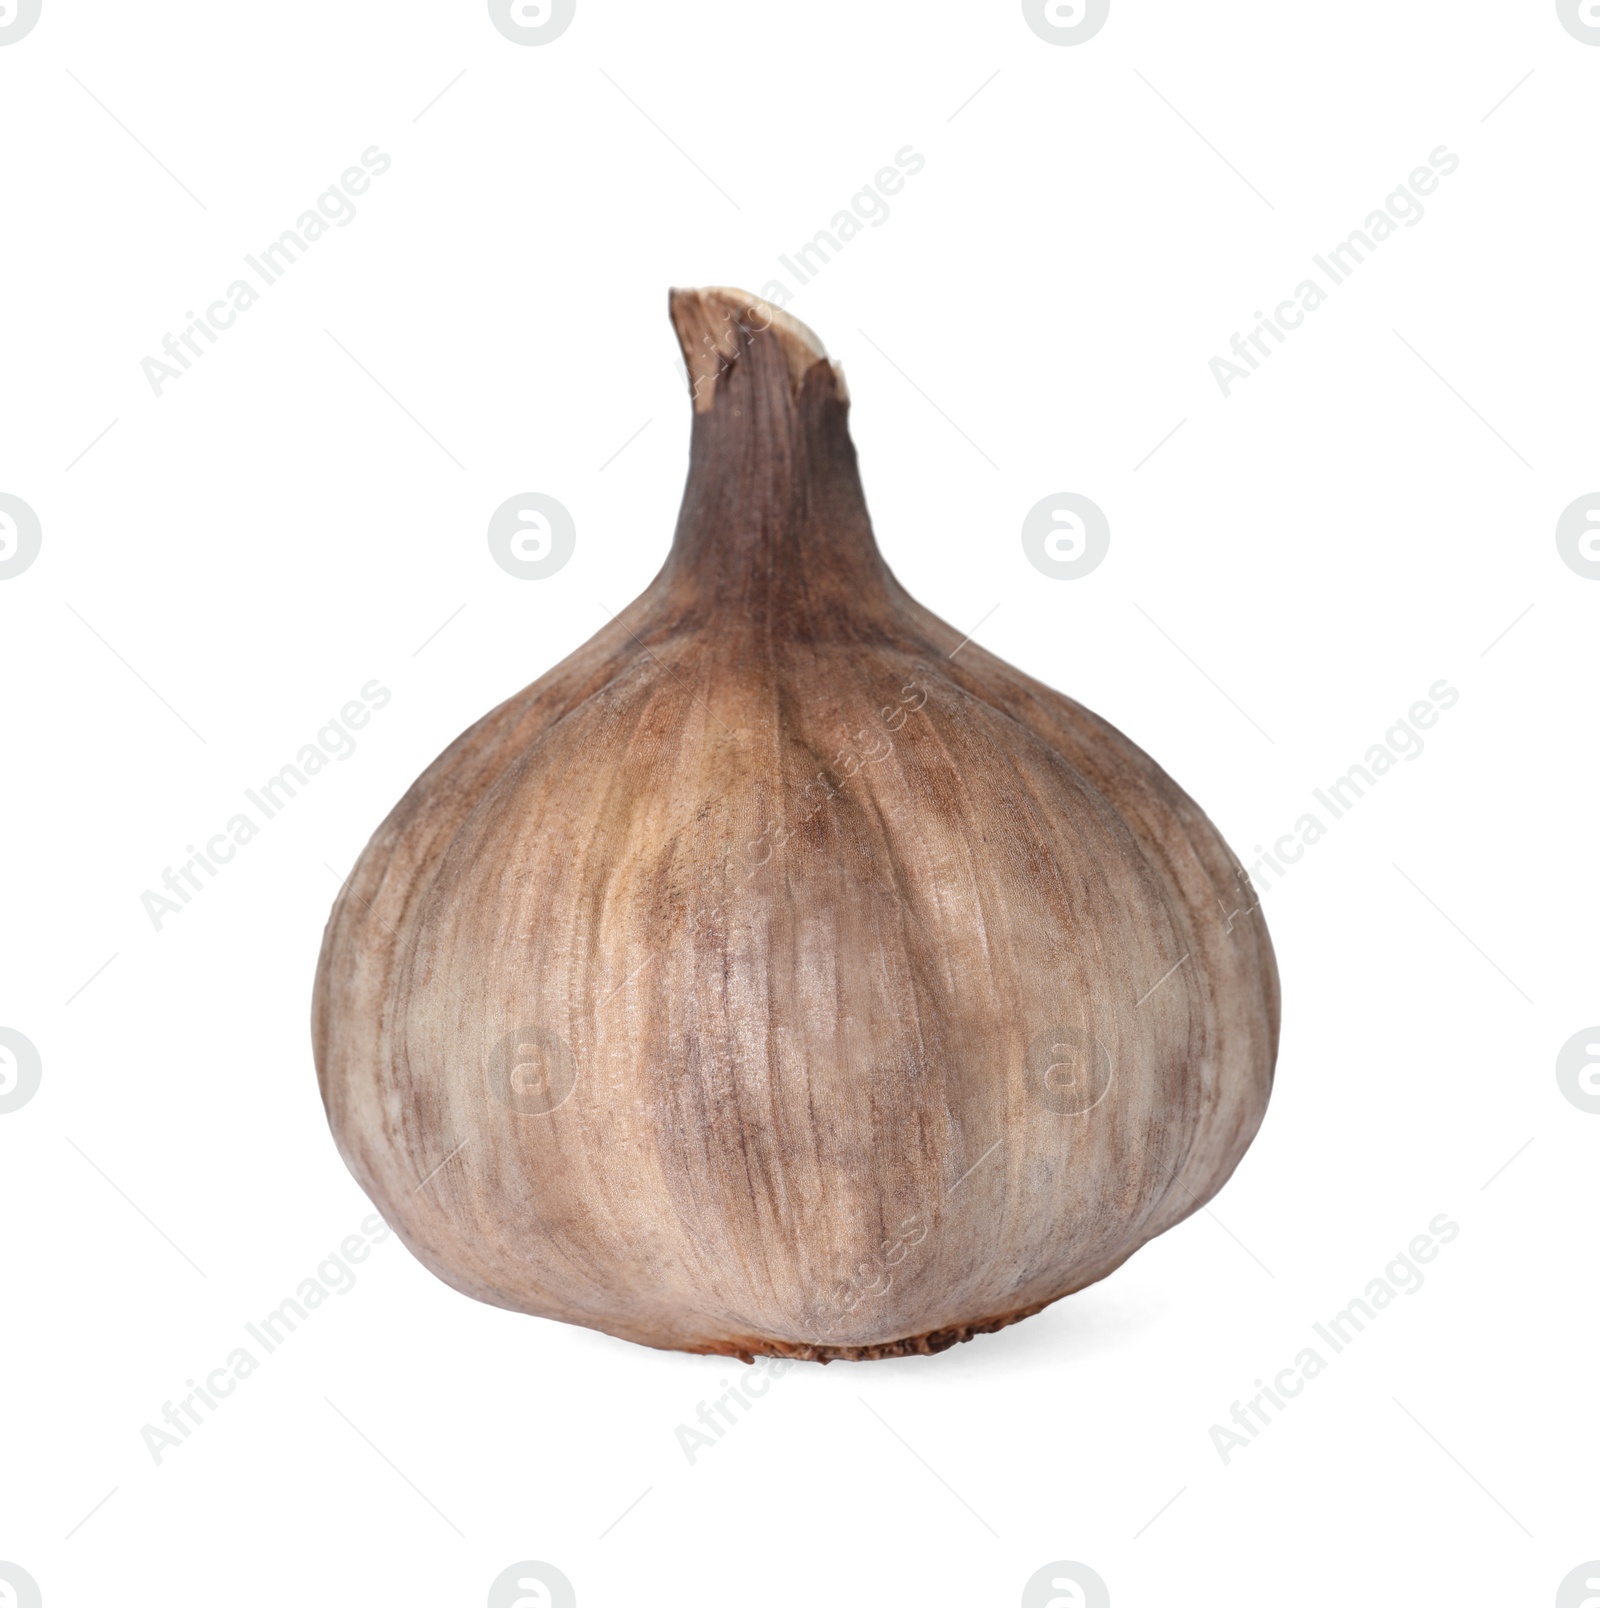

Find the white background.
[{"left": 2, "top": 2, "right": 1596, "bottom": 1604}]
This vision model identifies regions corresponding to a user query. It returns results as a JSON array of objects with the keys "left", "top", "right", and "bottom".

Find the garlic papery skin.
[{"left": 312, "top": 287, "right": 1278, "bottom": 1361}]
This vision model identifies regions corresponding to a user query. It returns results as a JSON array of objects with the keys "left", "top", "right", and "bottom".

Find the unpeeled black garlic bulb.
[{"left": 312, "top": 288, "right": 1279, "bottom": 1361}]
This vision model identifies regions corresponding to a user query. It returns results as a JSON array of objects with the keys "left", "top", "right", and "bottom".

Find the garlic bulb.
[{"left": 312, "top": 288, "right": 1279, "bottom": 1361}]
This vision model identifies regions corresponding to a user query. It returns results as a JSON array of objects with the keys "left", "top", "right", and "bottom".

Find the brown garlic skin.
[{"left": 312, "top": 288, "right": 1279, "bottom": 1361}]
